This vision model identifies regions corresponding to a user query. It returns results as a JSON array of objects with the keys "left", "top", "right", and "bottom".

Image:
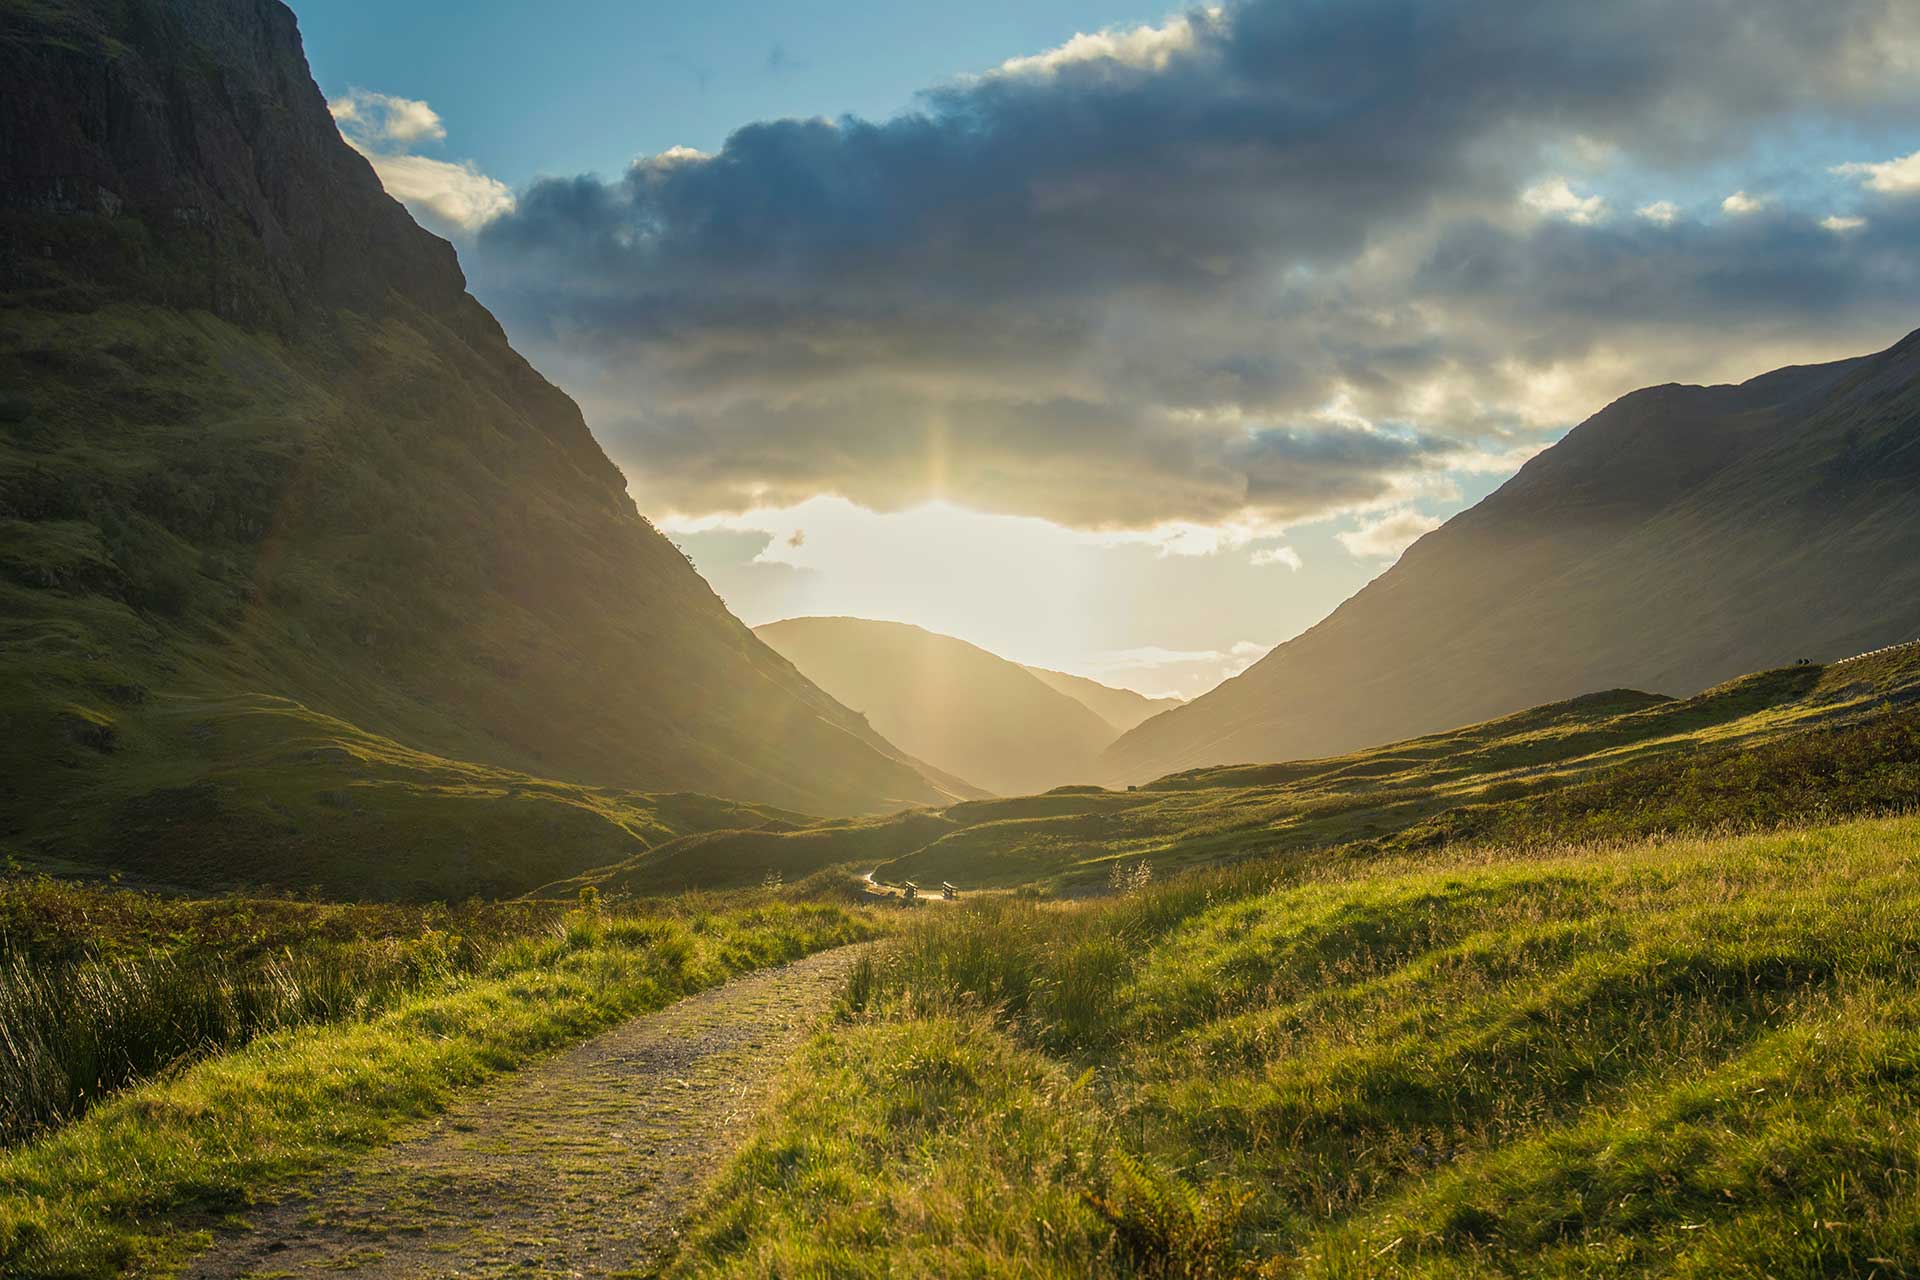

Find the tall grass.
[
  {"left": 0, "top": 876, "right": 579, "bottom": 1148},
  {"left": 0, "top": 930, "right": 481, "bottom": 1145}
]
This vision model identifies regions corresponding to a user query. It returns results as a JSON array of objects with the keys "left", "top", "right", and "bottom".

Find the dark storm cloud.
[
  {"left": 1417, "top": 203, "right": 1920, "bottom": 332},
  {"left": 469, "top": 0, "right": 1920, "bottom": 527}
]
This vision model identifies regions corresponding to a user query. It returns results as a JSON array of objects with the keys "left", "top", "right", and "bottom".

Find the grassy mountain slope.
[
  {"left": 0, "top": 0, "right": 961, "bottom": 895},
  {"left": 1105, "top": 332, "right": 1920, "bottom": 782},
  {"left": 755, "top": 618, "right": 1118, "bottom": 796},
  {"left": 1021, "top": 665, "right": 1182, "bottom": 732},
  {"left": 559, "top": 643, "right": 1920, "bottom": 895}
]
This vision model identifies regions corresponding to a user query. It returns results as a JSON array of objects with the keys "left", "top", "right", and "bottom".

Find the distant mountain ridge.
[
  {"left": 1105, "top": 329, "right": 1920, "bottom": 782},
  {"left": 754, "top": 618, "right": 1152, "bottom": 795},
  {"left": 1021, "top": 666, "right": 1183, "bottom": 732},
  {"left": 0, "top": 0, "right": 961, "bottom": 895}
]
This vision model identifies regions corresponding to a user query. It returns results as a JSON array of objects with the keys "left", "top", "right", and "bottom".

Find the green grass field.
[{"left": 667, "top": 813, "right": 1920, "bottom": 1277}]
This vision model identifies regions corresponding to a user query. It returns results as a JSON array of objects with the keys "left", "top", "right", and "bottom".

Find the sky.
[{"left": 300, "top": 0, "right": 1920, "bottom": 697}]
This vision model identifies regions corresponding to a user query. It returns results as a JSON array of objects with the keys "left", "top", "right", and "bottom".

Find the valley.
[
  {"left": 754, "top": 615, "right": 1179, "bottom": 796},
  {"left": 552, "top": 642, "right": 1920, "bottom": 896},
  {"left": 3, "top": 0, "right": 1919, "bottom": 1276}
]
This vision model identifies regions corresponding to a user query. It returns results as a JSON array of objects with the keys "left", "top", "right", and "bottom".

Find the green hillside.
[
  {"left": 1106, "top": 332, "right": 1920, "bottom": 783},
  {"left": 561, "top": 644, "right": 1920, "bottom": 896},
  {"left": 0, "top": 0, "right": 962, "bottom": 896},
  {"left": 755, "top": 618, "right": 1120, "bottom": 796}
]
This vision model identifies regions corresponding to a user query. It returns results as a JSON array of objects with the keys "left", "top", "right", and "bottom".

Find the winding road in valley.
[{"left": 185, "top": 946, "right": 864, "bottom": 1280}]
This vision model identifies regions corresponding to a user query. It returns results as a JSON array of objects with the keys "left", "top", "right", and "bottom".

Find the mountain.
[
  {"left": 0, "top": 0, "right": 962, "bottom": 896},
  {"left": 1105, "top": 330, "right": 1920, "bottom": 782},
  {"left": 1020, "top": 666, "right": 1182, "bottom": 732},
  {"left": 753, "top": 618, "right": 1126, "bottom": 796}
]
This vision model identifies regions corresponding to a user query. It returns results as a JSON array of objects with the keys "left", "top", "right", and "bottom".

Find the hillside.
[
  {"left": 754, "top": 618, "right": 1119, "bottom": 796},
  {"left": 1020, "top": 666, "right": 1182, "bottom": 732},
  {"left": 553, "top": 642, "right": 1920, "bottom": 895},
  {"left": 1105, "top": 332, "right": 1920, "bottom": 781},
  {"left": 0, "top": 0, "right": 961, "bottom": 896}
]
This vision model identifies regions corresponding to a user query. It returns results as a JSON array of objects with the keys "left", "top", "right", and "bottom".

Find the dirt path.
[{"left": 185, "top": 946, "right": 864, "bottom": 1280}]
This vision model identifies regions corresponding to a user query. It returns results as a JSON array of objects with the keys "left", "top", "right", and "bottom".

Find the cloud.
[
  {"left": 330, "top": 89, "right": 446, "bottom": 146},
  {"left": 1337, "top": 507, "right": 1445, "bottom": 560},
  {"left": 1637, "top": 200, "right": 1680, "bottom": 225},
  {"left": 467, "top": 0, "right": 1920, "bottom": 533},
  {"left": 1822, "top": 214, "right": 1868, "bottom": 233},
  {"left": 1834, "top": 149, "right": 1920, "bottom": 194},
  {"left": 993, "top": 9, "right": 1216, "bottom": 78},
  {"left": 589, "top": 398, "right": 1465, "bottom": 529},
  {"left": 1721, "top": 190, "right": 1770, "bottom": 215},
  {"left": 1523, "top": 177, "right": 1608, "bottom": 224},
  {"left": 361, "top": 153, "right": 516, "bottom": 232},
  {"left": 329, "top": 89, "right": 512, "bottom": 233},
  {"left": 1250, "top": 545, "right": 1303, "bottom": 570}
]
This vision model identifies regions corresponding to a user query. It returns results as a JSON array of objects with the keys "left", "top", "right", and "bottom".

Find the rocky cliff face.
[
  {"left": 8, "top": 0, "right": 461, "bottom": 316},
  {"left": 0, "top": 0, "right": 612, "bottom": 480},
  {"left": 1106, "top": 330, "right": 1920, "bottom": 782},
  {"left": 0, "top": 0, "right": 959, "bottom": 895}
]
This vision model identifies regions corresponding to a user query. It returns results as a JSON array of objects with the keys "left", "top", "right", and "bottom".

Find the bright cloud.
[
  {"left": 362, "top": 153, "right": 516, "bottom": 231},
  {"left": 654, "top": 145, "right": 711, "bottom": 164},
  {"left": 329, "top": 89, "right": 446, "bottom": 146},
  {"left": 1822, "top": 214, "right": 1868, "bottom": 233},
  {"left": 1337, "top": 508, "right": 1444, "bottom": 561},
  {"left": 1833, "top": 149, "right": 1920, "bottom": 194},
  {"left": 1250, "top": 545, "right": 1304, "bottom": 570},
  {"left": 1523, "top": 177, "right": 1608, "bottom": 224},
  {"left": 994, "top": 8, "right": 1220, "bottom": 79},
  {"left": 328, "top": 90, "right": 512, "bottom": 233},
  {"left": 1721, "top": 190, "right": 1770, "bottom": 215},
  {"left": 1637, "top": 200, "right": 1680, "bottom": 225}
]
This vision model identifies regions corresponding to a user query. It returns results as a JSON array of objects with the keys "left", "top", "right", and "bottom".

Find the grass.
[
  {"left": 19, "top": 691, "right": 805, "bottom": 900},
  {"left": 1381, "top": 703, "right": 1920, "bottom": 855},
  {"left": 0, "top": 875, "right": 573, "bottom": 1146},
  {"left": 665, "top": 814, "right": 1920, "bottom": 1277},
  {"left": 0, "top": 884, "right": 880, "bottom": 1279}
]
